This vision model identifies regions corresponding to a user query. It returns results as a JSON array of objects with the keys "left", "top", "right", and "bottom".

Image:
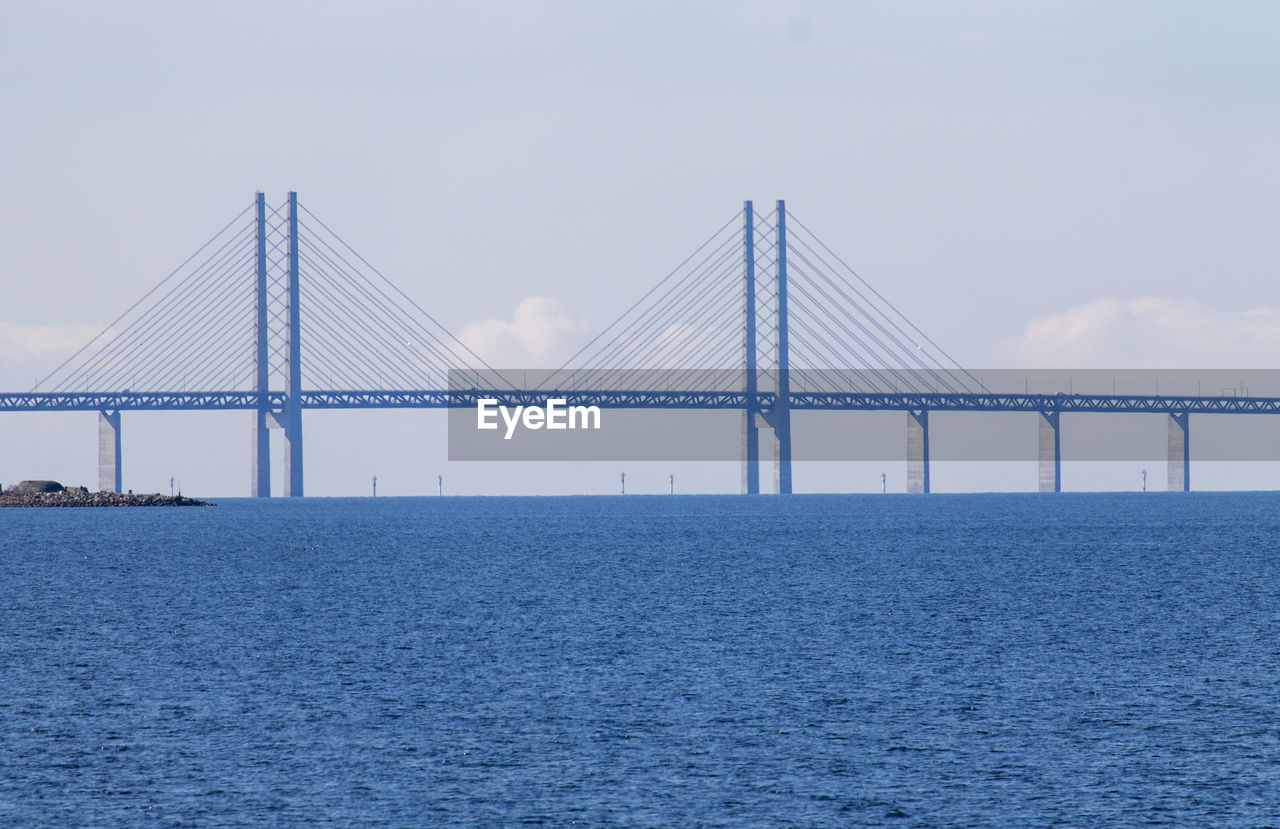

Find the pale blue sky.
[{"left": 2, "top": 1, "right": 1278, "bottom": 494}]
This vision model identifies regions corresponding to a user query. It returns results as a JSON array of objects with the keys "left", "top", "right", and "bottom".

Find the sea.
[{"left": 3, "top": 493, "right": 1279, "bottom": 827}]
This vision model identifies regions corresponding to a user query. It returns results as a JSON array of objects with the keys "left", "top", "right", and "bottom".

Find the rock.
[
  {"left": 12, "top": 480, "right": 65, "bottom": 494},
  {"left": 0, "top": 488, "right": 212, "bottom": 508}
]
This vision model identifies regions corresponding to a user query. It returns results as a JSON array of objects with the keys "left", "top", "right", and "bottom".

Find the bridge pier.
[
  {"left": 251, "top": 411, "right": 270, "bottom": 497},
  {"left": 743, "top": 409, "right": 792, "bottom": 495},
  {"left": 1038, "top": 410, "right": 1061, "bottom": 492},
  {"left": 98, "top": 410, "right": 121, "bottom": 493},
  {"left": 742, "top": 410, "right": 759, "bottom": 494},
  {"left": 1168, "top": 412, "right": 1190, "bottom": 491},
  {"left": 907, "top": 409, "right": 930, "bottom": 493},
  {"left": 769, "top": 407, "right": 792, "bottom": 495},
  {"left": 282, "top": 409, "right": 303, "bottom": 497}
]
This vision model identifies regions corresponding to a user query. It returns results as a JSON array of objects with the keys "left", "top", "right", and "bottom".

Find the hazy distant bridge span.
[
  {"left": 4, "top": 192, "right": 1268, "bottom": 495},
  {"left": 5, "top": 390, "right": 1280, "bottom": 415}
]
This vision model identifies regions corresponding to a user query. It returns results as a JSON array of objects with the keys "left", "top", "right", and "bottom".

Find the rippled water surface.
[{"left": 4, "top": 493, "right": 1280, "bottom": 826}]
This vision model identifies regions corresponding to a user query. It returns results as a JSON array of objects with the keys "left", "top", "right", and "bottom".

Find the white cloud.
[
  {"left": 648, "top": 322, "right": 738, "bottom": 367},
  {"left": 993, "top": 298, "right": 1280, "bottom": 368},
  {"left": 0, "top": 321, "right": 103, "bottom": 364},
  {"left": 458, "top": 296, "right": 588, "bottom": 366},
  {"left": 0, "top": 321, "right": 105, "bottom": 390}
]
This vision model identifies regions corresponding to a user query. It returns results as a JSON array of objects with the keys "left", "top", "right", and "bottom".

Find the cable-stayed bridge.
[{"left": 3, "top": 193, "right": 1276, "bottom": 495}]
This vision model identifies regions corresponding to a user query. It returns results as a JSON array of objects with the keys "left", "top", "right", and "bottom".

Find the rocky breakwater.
[{"left": 0, "top": 480, "right": 211, "bottom": 508}]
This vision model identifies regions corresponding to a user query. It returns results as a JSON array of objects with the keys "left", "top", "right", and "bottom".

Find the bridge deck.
[{"left": 4, "top": 390, "right": 1280, "bottom": 414}]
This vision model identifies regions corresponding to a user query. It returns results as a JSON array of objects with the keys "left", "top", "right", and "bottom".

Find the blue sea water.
[{"left": 3, "top": 493, "right": 1280, "bottom": 827}]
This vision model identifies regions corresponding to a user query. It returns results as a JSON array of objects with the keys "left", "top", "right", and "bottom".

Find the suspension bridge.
[{"left": 3, "top": 193, "right": 1275, "bottom": 495}]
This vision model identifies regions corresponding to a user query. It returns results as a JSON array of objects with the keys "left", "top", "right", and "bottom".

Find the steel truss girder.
[
  {"left": 0, "top": 391, "right": 286, "bottom": 411},
  {"left": 300, "top": 390, "right": 758, "bottom": 409},
  {"left": 787, "top": 392, "right": 1280, "bottom": 414},
  {"left": 6, "top": 389, "right": 1280, "bottom": 414}
]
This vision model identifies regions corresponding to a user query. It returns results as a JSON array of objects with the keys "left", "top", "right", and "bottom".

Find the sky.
[{"left": 2, "top": 1, "right": 1279, "bottom": 496}]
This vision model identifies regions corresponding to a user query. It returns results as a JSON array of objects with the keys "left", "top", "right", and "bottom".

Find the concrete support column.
[
  {"left": 1038, "top": 410, "right": 1061, "bottom": 492},
  {"left": 742, "top": 408, "right": 759, "bottom": 494},
  {"left": 98, "top": 410, "right": 121, "bottom": 493},
  {"left": 1168, "top": 412, "right": 1190, "bottom": 492},
  {"left": 251, "top": 410, "right": 270, "bottom": 498},
  {"left": 907, "top": 409, "right": 930, "bottom": 494},
  {"left": 282, "top": 415, "right": 303, "bottom": 497},
  {"left": 770, "top": 407, "right": 792, "bottom": 494}
]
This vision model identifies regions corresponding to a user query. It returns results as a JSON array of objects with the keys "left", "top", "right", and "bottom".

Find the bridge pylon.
[
  {"left": 250, "top": 191, "right": 304, "bottom": 497},
  {"left": 741, "top": 200, "right": 760, "bottom": 494},
  {"left": 30, "top": 190, "right": 492, "bottom": 496},
  {"left": 252, "top": 193, "right": 271, "bottom": 497},
  {"left": 772, "top": 200, "right": 793, "bottom": 495},
  {"left": 740, "top": 199, "right": 792, "bottom": 494},
  {"left": 282, "top": 191, "right": 304, "bottom": 497}
]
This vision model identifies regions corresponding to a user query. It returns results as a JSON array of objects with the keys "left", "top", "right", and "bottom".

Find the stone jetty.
[{"left": 0, "top": 480, "right": 211, "bottom": 508}]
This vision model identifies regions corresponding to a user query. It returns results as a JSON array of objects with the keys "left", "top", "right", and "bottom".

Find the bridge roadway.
[{"left": 3, "top": 389, "right": 1280, "bottom": 414}]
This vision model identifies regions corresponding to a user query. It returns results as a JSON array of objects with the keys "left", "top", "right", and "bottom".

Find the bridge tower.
[
  {"left": 283, "top": 192, "right": 304, "bottom": 497},
  {"left": 771, "top": 200, "right": 793, "bottom": 494},
  {"left": 252, "top": 193, "right": 271, "bottom": 497},
  {"left": 250, "top": 191, "right": 304, "bottom": 497},
  {"left": 25, "top": 190, "right": 489, "bottom": 498},
  {"left": 741, "top": 200, "right": 793, "bottom": 494},
  {"left": 742, "top": 200, "right": 760, "bottom": 494}
]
